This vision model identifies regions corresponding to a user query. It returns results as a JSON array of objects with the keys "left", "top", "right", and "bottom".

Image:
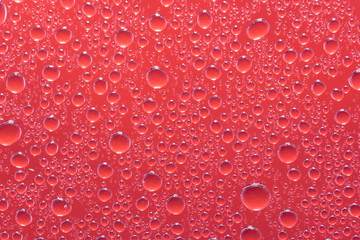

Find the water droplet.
[
  {"left": 142, "top": 171, "right": 162, "bottom": 192},
  {"left": 246, "top": 18, "right": 270, "bottom": 40},
  {"left": 55, "top": 27, "right": 72, "bottom": 44},
  {"left": 15, "top": 209, "right": 32, "bottom": 226},
  {"left": 236, "top": 56, "right": 252, "bottom": 73},
  {"left": 149, "top": 14, "right": 167, "bottom": 32},
  {"left": 335, "top": 109, "right": 350, "bottom": 125},
  {"left": 279, "top": 210, "right": 298, "bottom": 228},
  {"left": 240, "top": 226, "right": 262, "bottom": 240},
  {"left": 146, "top": 66, "right": 169, "bottom": 89},
  {"left": 30, "top": 25, "right": 46, "bottom": 41},
  {"left": 278, "top": 143, "right": 298, "bottom": 164},
  {"left": 6, "top": 72, "right": 25, "bottom": 93},
  {"left": 51, "top": 198, "right": 72, "bottom": 217},
  {"left": 197, "top": 10, "right": 212, "bottom": 29},
  {"left": 0, "top": 2, "right": 7, "bottom": 25},
  {"left": 42, "top": 65, "right": 60, "bottom": 81},
  {"left": 10, "top": 152, "right": 29, "bottom": 168},
  {"left": 241, "top": 183, "right": 271, "bottom": 211},
  {"left": 0, "top": 121, "right": 21, "bottom": 146},
  {"left": 349, "top": 69, "right": 360, "bottom": 91},
  {"left": 109, "top": 132, "right": 131, "bottom": 154},
  {"left": 166, "top": 194, "right": 185, "bottom": 215},
  {"left": 323, "top": 38, "right": 339, "bottom": 55},
  {"left": 115, "top": 28, "right": 133, "bottom": 48}
]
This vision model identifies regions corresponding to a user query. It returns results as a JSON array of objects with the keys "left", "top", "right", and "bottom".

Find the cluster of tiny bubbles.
[{"left": 0, "top": 0, "right": 359, "bottom": 239}]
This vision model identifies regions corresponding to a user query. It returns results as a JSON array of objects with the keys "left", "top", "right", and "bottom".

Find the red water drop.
[
  {"left": 240, "top": 226, "right": 262, "bottom": 240},
  {"left": 109, "top": 132, "right": 131, "bottom": 154},
  {"left": 30, "top": 25, "right": 46, "bottom": 41},
  {"left": 236, "top": 56, "right": 252, "bottom": 73},
  {"left": 15, "top": 209, "right": 32, "bottom": 226},
  {"left": 0, "top": 121, "right": 21, "bottom": 146},
  {"left": 278, "top": 143, "right": 298, "bottom": 164},
  {"left": 6, "top": 72, "right": 25, "bottom": 93},
  {"left": 149, "top": 14, "right": 167, "bottom": 32},
  {"left": 51, "top": 198, "right": 72, "bottom": 217},
  {"left": 166, "top": 194, "right": 185, "bottom": 215},
  {"left": 241, "top": 183, "right": 271, "bottom": 211},
  {"left": 197, "top": 10, "right": 212, "bottom": 29},
  {"left": 10, "top": 152, "right": 29, "bottom": 168},
  {"left": 97, "top": 162, "right": 114, "bottom": 179},
  {"left": 279, "top": 210, "right": 298, "bottom": 228},
  {"left": 323, "top": 38, "right": 339, "bottom": 55},
  {"left": 142, "top": 171, "right": 162, "bottom": 192},
  {"left": 146, "top": 66, "right": 169, "bottom": 89},
  {"left": 335, "top": 109, "right": 350, "bottom": 125},
  {"left": 0, "top": 2, "right": 7, "bottom": 25},
  {"left": 115, "top": 28, "right": 133, "bottom": 48},
  {"left": 246, "top": 18, "right": 270, "bottom": 40},
  {"left": 42, "top": 65, "right": 60, "bottom": 81},
  {"left": 349, "top": 69, "right": 360, "bottom": 91},
  {"left": 43, "top": 115, "right": 60, "bottom": 132},
  {"left": 55, "top": 27, "right": 72, "bottom": 44}
]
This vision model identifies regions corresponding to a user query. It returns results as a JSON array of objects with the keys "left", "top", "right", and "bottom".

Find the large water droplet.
[
  {"left": 0, "top": 2, "right": 7, "bottom": 25},
  {"left": 166, "top": 194, "right": 185, "bottom": 215},
  {"left": 278, "top": 143, "right": 298, "bottom": 164},
  {"left": 0, "top": 121, "right": 21, "bottom": 146},
  {"left": 279, "top": 210, "right": 298, "bottom": 228},
  {"left": 241, "top": 183, "right": 271, "bottom": 211},
  {"left": 115, "top": 28, "right": 133, "bottom": 48},
  {"left": 51, "top": 198, "right": 72, "bottom": 217},
  {"left": 246, "top": 18, "right": 270, "bottom": 40},
  {"left": 142, "top": 171, "right": 162, "bottom": 192},
  {"left": 6, "top": 72, "right": 25, "bottom": 93},
  {"left": 349, "top": 69, "right": 360, "bottom": 91},
  {"left": 109, "top": 132, "right": 131, "bottom": 154},
  {"left": 15, "top": 209, "right": 32, "bottom": 226},
  {"left": 146, "top": 66, "right": 169, "bottom": 89}
]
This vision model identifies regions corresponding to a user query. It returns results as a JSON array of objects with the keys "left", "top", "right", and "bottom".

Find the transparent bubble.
[
  {"left": 146, "top": 66, "right": 169, "bottom": 89},
  {"left": 97, "top": 188, "right": 112, "bottom": 202},
  {"left": 335, "top": 109, "right": 350, "bottom": 125},
  {"left": 77, "top": 51, "right": 92, "bottom": 68},
  {"left": 197, "top": 10, "right": 212, "bottom": 29},
  {"left": 240, "top": 226, "right": 262, "bottom": 240},
  {"left": 109, "top": 132, "right": 131, "bottom": 154},
  {"left": 51, "top": 198, "right": 72, "bottom": 217},
  {"left": 246, "top": 18, "right": 270, "bottom": 40},
  {"left": 115, "top": 28, "right": 133, "bottom": 48},
  {"left": 10, "top": 152, "right": 29, "bottom": 168},
  {"left": 236, "top": 56, "right": 252, "bottom": 73},
  {"left": 278, "top": 143, "right": 298, "bottom": 164},
  {"left": 241, "top": 183, "right": 271, "bottom": 211},
  {"left": 323, "top": 38, "right": 339, "bottom": 55},
  {"left": 0, "top": 2, "right": 6, "bottom": 25},
  {"left": 6, "top": 72, "right": 25, "bottom": 93},
  {"left": 30, "top": 25, "right": 46, "bottom": 41},
  {"left": 42, "top": 65, "right": 60, "bottom": 81},
  {"left": 136, "top": 196, "right": 149, "bottom": 211},
  {"left": 97, "top": 162, "right": 114, "bottom": 179},
  {"left": 43, "top": 115, "right": 60, "bottom": 132},
  {"left": 142, "top": 171, "right": 162, "bottom": 192},
  {"left": 205, "top": 65, "right": 221, "bottom": 80},
  {"left": 311, "top": 80, "right": 326, "bottom": 96},
  {"left": 149, "top": 14, "right": 167, "bottom": 32},
  {"left": 15, "top": 209, "right": 32, "bottom": 226},
  {"left": 349, "top": 69, "right": 360, "bottom": 91},
  {"left": 166, "top": 194, "right": 185, "bottom": 215},
  {"left": 55, "top": 27, "right": 72, "bottom": 44},
  {"left": 279, "top": 210, "right": 298, "bottom": 228},
  {"left": 0, "top": 120, "right": 21, "bottom": 146}
]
